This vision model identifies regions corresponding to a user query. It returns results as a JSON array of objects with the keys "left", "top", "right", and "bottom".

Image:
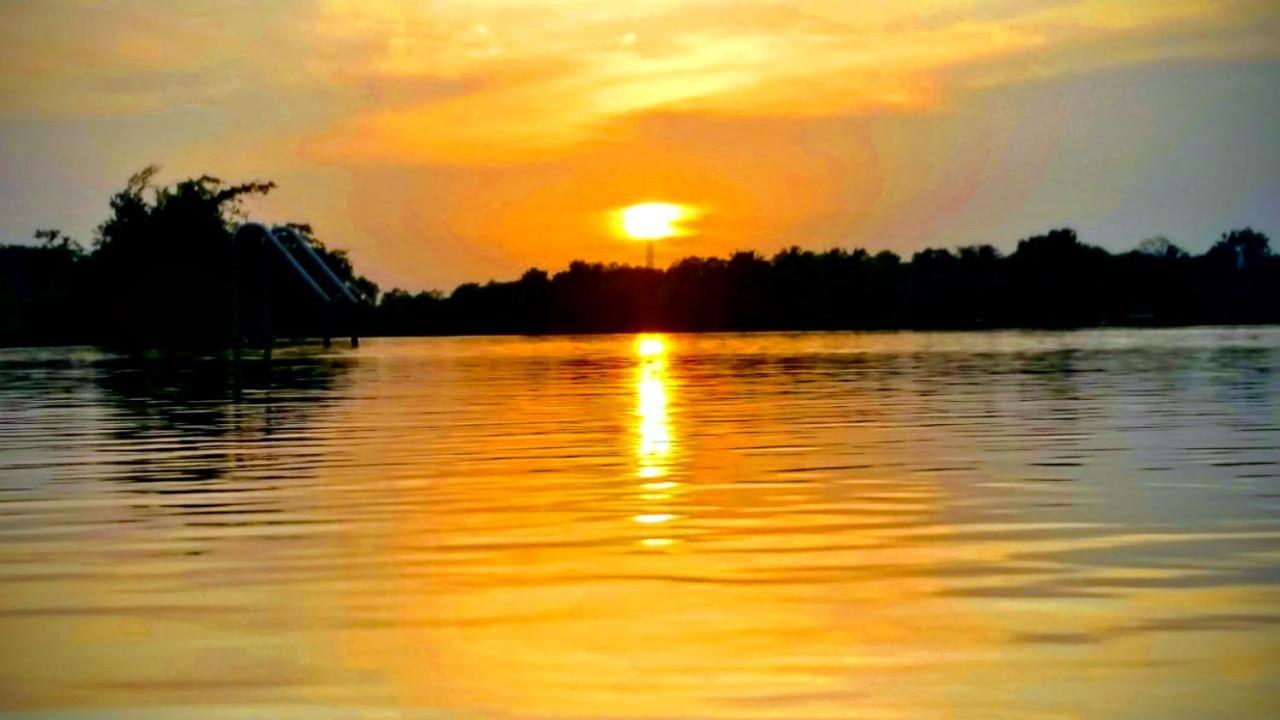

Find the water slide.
[{"left": 231, "top": 223, "right": 362, "bottom": 358}]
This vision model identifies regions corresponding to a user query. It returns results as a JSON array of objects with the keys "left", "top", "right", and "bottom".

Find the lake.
[{"left": 1, "top": 329, "right": 1278, "bottom": 719}]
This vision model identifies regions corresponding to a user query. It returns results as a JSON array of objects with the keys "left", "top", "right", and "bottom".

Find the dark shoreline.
[{"left": 6, "top": 322, "right": 1279, "bottom": 353}]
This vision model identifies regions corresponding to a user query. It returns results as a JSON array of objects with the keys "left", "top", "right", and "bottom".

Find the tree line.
[
  {"left": 2, "top": 168, "right": 1277, "bottom": 347},
  {"left": 374, "top": 229, "right": 1278, "bottom": 335}
]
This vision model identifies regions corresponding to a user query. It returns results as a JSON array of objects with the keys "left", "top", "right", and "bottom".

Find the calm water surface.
[{"left": 1, "top": 329, "right": 1279, "bottom": 719}]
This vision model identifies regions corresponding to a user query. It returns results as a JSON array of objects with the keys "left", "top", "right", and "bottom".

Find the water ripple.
[{"left": 1, "top": 328, "right": 1278, "bottom": 718}]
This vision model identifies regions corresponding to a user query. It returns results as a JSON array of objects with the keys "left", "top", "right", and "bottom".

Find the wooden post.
[
  {"left": 351, "top": 304, "right": 359, "bottom": 348},
  {"left": 231, "top": 229, "right": 241, "bottom": 366},
  {"left": 324, "top": 298, "right": 333, "bottom": 348},
  {"left": 262, "top": 241, "right": 273, "bottom": 363}
]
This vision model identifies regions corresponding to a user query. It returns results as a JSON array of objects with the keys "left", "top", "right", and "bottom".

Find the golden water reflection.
[
  {"left": 2, "top": 331, "right": 1280, "bottom": 718},
  {"left": 633, "top": 334, "right": 680, "bottom": 546}
]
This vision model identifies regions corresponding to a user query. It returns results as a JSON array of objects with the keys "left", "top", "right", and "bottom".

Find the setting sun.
[{"left": 618, "top": 203, "right": 687, "bottom": 240}]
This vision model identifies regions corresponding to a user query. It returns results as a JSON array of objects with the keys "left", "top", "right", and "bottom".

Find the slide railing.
[{"left": 231, "top": 222, "right": 361, "bottom": 361}]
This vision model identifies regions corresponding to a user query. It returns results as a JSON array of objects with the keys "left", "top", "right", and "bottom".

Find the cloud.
[
  {"left": 0, "top": 0, "right": 1276, "bottom": 290},
  {"left": 3, "top": 1, "right": 1271, "bottom": 153},
  {"left": 298, "top": 0, "right": 1275, "bottom": 165}
]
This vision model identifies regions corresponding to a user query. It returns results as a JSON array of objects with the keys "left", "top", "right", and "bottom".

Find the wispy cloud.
[{"left": 299, "top": 0, "right": 1274, "bottom": 164}]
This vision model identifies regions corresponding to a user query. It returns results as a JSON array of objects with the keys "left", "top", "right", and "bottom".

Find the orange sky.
[{"left": 1, "top": 1, "right": 1277, "bottom": 290}]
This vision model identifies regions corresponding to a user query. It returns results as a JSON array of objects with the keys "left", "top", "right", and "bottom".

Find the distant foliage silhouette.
[
  {"left": 1, "top": 168, "right": 1277, "bottom": 347},
  {"left": 366, "top": 227, "right": 1278, "bottom": 336}
]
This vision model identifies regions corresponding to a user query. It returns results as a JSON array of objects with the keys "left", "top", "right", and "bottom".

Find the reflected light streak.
[
  {"left": 634, "top": 334, "right": 673, "bottom": 477},
  {"left": 636, "top": 335, "right": 667, "bottom": 358},
  {"left": 633, "top": 513, "right": 677, "bottom": 524},
  {"left": 633, "top": 333, "right": 679, "bottom": 546}
]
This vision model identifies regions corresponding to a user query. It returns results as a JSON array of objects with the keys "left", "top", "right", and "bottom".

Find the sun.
[{"left": 618, "top": 202, "right": 686, "bottom": 240}]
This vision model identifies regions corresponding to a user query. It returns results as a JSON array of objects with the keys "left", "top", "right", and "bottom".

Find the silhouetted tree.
[
  {"left": 3, "top": 172, "right": 1278, "bottom": 346},
  {"left": 0, "top": 167, "right": 379, "bottom": 348},
  {"left": 34, "top": 228, "right": 85, "bottom": 257},
  {"left": 1197, "top": 228, "right": 1277, "bottom": 323},
  {"left": 1007, "top": 228, "right": 1111, "bottom": 326},
  {"left": 1206, "top": 228, "right": 1270, "bottom": 270},
  {"left": 375, "top": 289, "right": 445, "bottom": 335},
  {"left": 1136, "top": 236, "right": 1186, "bottom": 260},
  {"left": 367, "top": 228, "right": 1276, "bottom": 335},
  {"left": 0, "top": 229, "right": 86, "bottom": 343},
  {"left": 84, "top": 166, "right": 278, "bottom": 347}
]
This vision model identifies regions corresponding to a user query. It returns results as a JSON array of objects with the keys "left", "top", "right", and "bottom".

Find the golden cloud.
[{"left": 298, "top": 0, "right": 1270, "bottom": 165}]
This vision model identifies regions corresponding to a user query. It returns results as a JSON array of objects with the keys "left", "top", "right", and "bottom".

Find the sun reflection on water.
[
  {"left": 634, "top": 333, "right": 672, "bottom": 476},
  {"left": 632, "top": 334, "right": 679, "bottom": 546}
]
